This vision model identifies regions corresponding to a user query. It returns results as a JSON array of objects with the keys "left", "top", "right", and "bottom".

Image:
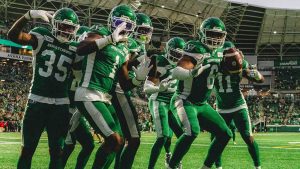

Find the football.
[{"left": 222, "top": 47, "right": 243, "bottom": 74}]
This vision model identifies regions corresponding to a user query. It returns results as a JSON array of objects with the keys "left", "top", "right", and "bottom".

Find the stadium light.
[
  {"left": 161, "top": 5, "right": 165, "bottom": 8},
  {"left": 273, "top": 31, "right": 277, "bottom": 34}
]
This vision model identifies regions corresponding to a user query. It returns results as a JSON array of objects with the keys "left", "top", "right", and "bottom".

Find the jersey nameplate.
[{"left": 69, "top": 45, "right": 77, "bottom": 52}]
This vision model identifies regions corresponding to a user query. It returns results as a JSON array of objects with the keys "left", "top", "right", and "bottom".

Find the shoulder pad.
[
  {"left": 30, "top": 27, "right": 52, "bottom": 37},
  {"left": 89, "top": 26, "right": 111, "bottom": 36}
]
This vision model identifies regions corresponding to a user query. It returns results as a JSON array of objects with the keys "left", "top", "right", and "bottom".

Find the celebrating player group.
[{"left": 7, "top": 2, "right": 264, "bottom": 169}]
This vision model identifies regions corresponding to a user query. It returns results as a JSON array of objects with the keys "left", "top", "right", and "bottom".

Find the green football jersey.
[
  {"left": 150, "top": 54, "right": 177, "bottom": 103},
  {"left": 176, "top": 40, "right": 224, "bottom": 105},
  {"left": 214, "top": 59, "right": 249, "bottom": 111},
  {"left": 28, "top": 27, "right": 79, "bottom": 102},
  {"left": 79, "top": 26, "right": 129, "bottom": 93}
]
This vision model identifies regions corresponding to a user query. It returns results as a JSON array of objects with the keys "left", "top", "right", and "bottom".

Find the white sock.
[
  {"left": 255, "top": 166, "right": 261, "bottom": 169},
  {"left": 217, "top": 167, "right": 223, "bottom": 169}
]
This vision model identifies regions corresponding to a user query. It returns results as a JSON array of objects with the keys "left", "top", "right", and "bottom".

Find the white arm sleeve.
[
  {"left": 143, "top": 79, "right": 160, "bottom": 94},
  {"left": 172, "top": 66, "right": 192, "bottom": 80},
  {"left": 95, "top": 35, "right": 113, "bottom": 50}
]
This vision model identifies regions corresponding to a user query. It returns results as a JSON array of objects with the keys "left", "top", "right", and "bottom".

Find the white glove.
[
  {"left": 248, "top": 69, "right": 262, "bottom": 81},
  {"left": 111, "top": 22, "right": 128, "bottom": 43},
  {"left": 190, "top": 64, "right": 211, "bottom": 77},
  {"left": 132, "top": 57, "right": 153, "bottom": 86},
  {"left": 158, "top": 78, "right": 171, "bottom": 92},
  {"left": 24, "top": 10, "right": 54, "bottom": 22}
]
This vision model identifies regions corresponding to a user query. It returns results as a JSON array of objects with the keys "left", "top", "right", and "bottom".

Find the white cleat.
[
  {"left": 165, "top": 153, "right": 172, "bottom": 167},
  {"left": 255, "top": 166, "right": 261, "bottom": 169},
  {"left": 216, "top": 167, "right": 223, "bottom": 169},
  {"left": 176, "top": 161, "right": 182, "bottom": 169}
]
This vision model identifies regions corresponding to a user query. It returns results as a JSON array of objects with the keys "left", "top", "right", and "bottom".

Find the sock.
[
  {"left": 248, "top": 140, "right": 261, "bottom": 167},
  {"left": 164, "top": 137, "right": 172, "bottom": 153},
  {"left": 75, "top": 144, "right": 94, "bottom": 169},
  {"left": 61, "top": 144, "right": 75, "bottom": 168},
  {"left": 169, "top": 135, "right": 196, "bottom": 168},
  {"left": 148, "top": 137, "right": 167, "bottom": 169},
  {"left": 114, "top": 142, "right": 124, "bottom": 169},
  {"left": 204, "top": 134, "right": 230, "bottom": 168},
  {"left": 119, "top": 140, "right": 140, "bottom": 169},
  {"left": 92, "top": 144, "right": 115, "bottom": 169}
]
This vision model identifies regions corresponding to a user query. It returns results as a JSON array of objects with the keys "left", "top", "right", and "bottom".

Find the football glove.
[{"left": 24, "top": 10, "right": 54, "bottom": 22}]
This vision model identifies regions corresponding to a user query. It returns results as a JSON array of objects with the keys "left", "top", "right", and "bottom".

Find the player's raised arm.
[
  {"left": 243, "top": 65, "right": 265, "bottom": 83},
  {"left": 119, "top": 57, "right": 153, "bottom": 92},
  {"left": 7, "top": 10, "right": 53, "bottom": 49},
  {"left": 76, "top": 22, "right": 128, "bottom": 56},
  {"left": 172, "top": 55, "right": 209, "bottom": 80}
]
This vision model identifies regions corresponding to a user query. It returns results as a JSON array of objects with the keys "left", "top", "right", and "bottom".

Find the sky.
[{"left": 226, "top": 0, "right": 300, "bottom": 10}]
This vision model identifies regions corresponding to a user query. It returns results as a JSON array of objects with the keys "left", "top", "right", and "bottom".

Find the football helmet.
[
  {"left": 107, "top": 4, "right": 136, "bottom": 38},
  {"left": 183, "top": 41, "right": 206, "bottom": 65},
  {"left": 134, "top": 13, "right": 153, "bottom": 44},
  {"left": 223, "top": 41, "right": 235, "bottom": 50},
  {"left": 165, "top": 37, "right": 185, "bottom": 65},
  {"left": 199, "top": 17, "right": 227, "bottom": 49},
  {"left": 52, "top": 8, "right": 80, "bottom": 43}
]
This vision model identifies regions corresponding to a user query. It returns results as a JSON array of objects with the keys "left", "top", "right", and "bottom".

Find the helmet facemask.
[
  {"left": 201, "top": 28, "right": 226, "bottom": 49},
  {"left": 52, "top": 19, "right": 79, "bottom": 43},
  {"left": 167, "top": 48, "right": 183, "bottom": 65},
  {"left": 134, "top": 24, "right": 153, "bottom": 44},
  {"left": 108, "top": 15, "right": 136, "bottom": 39}
]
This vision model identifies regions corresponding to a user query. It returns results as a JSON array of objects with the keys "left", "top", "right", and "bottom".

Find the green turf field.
[{"left": 0, "top": 132, "right": 299, "bottom": 169}]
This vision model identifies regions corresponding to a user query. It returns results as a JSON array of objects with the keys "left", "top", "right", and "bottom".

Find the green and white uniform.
[
  {"left": 149, "top": 54, "right": 178, "bottom": 138},
  {"left": 213, "top": 59, "right": 261, "bottom": 167},
  {"left": 111, "top": 37, "right": 142, "bottom": 139},
  {"left": 62, "top": 44, "right": 94, "bottom": 169},
  {"left": 169, "top": 40, "right": 232, "bottom": 168},
  {"left": 75, "top": 26, "right": 129, "bottom": 138},
  {"left": 22, "top": 27, "right": 80, "bottom": 151}
]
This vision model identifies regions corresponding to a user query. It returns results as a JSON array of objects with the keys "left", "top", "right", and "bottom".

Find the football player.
[
  {"left": 61, "top": 25, "right": 95, "bottom": 169},
  {"left": 167, "top": 17, "right": 233, "bottom": 169},
  {"left": 212, "top": 45, "right": 263, "bottom": 169},
  {"left": 8, "top": 8, "right": 81, "bottom": 169},
  {"left": 74, "top": 5, "right": 152, "bottom": 169},
  {"left": 111, "top": 12, "right": 154, "bottom": 169},
  {"left": 144, "top": 37, "right": 186, "bottom": 169}
]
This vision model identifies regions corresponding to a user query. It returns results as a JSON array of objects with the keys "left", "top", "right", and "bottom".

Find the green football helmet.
[
  {"left": 76, "top": 26, "right": 90, "bottom": 42},
  {"left": 199, "top": 17, "right": 227, "bottom": 49},
  {"left": 133, "top": 13, "right": 153, "bottom": 44},
  {"left": 165, "top": 37, "right": 185, "bottom": 65},
  {"left": 52, "top": 8, "right": 80, "bottom": 43},
  {"left": 223, "top": 41, "right": 235, "bottom": 49},
  {"left": 183, "top": 41, "right": 206, "bottom": 65},
  {"left": 107, "top": 4, "right": 136, "bottom": 38}
]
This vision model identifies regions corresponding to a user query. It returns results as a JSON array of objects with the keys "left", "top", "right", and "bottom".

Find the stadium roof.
[
  {"left": 2, "top": 0, "right": 300, "bottom": 60},
  {"left": 226, "top": 0, "right": 300, "bottom": 10}
]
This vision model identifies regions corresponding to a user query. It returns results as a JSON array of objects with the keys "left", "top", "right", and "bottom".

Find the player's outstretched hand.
[
  {"left": 132, "top": 57, "right": 153, "bottom": 81},
  {"left": 24, "top": 10, "right": 54, "bottom": 22},
  {"left": 111, "top": 22, "right": 128, "bottom": 43},
  {"left": 158, "top": 78, "right": 171, "bottom": 92},
  {"left": 191, "top": 64, "right": 211, "bottom": 77}
]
